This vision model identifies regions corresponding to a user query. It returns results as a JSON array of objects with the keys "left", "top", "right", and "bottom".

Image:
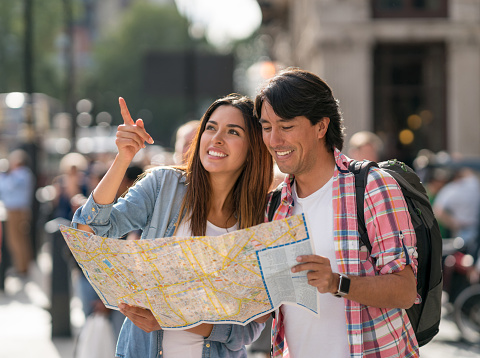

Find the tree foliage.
[
  {"left": 0, "top": 0, "right": 64, "bottom": 97},
  {"left": 82, "top": 2, "right": 196, "bottom": 148}
]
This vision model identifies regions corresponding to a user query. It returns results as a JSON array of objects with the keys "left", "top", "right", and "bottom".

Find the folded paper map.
[{"left": 60, "top": 214, "right": 317, "bottom": 329}]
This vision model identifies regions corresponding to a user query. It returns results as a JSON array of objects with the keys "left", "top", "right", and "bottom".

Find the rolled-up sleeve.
[
  {"left": 72, "top": 194, "right": 114, "bottom": 229},
  {"left": 364, "top": 169, "right": 418, "bottom": 279},
  {"left": 71, "top": 170, "right": 158, "bottom": 238}
]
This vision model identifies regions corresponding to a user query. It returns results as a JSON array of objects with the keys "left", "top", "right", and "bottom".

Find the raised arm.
[{"left": 77, "top": 97, "right": 153, "bottom": 232}]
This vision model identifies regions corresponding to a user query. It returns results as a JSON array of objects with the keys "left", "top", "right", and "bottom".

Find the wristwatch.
[{"left": 333, "top": 273, "right": 351, "bottom": 297}]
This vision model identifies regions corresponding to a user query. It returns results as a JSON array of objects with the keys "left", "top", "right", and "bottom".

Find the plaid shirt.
[{"left": 267, "top": 149, "right": 419, "bottom": 358}]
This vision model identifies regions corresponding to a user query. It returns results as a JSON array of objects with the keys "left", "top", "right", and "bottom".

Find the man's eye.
[
  {"left": 262, "top": 127, "right": 272, "bottom": 132},
  {"left": 282, "top": 126, "right": 293, "bottom": 130}
]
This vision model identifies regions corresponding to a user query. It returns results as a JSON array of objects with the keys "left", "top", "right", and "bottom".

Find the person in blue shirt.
[
  {"left": 72, "top": 94, "right": 273, "bottom": 358},
  {"left": 0, "top": 149, "right": 35, "bottom": 276}
]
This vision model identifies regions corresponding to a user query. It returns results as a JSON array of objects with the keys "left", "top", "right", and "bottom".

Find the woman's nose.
[{"left": 213, "top": 131, "right": 224, "bottom": 144}]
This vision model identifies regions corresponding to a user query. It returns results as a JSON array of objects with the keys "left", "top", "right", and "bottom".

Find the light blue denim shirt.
[{"left": 72, "top": 167, "right": 265, "bottom": 358}]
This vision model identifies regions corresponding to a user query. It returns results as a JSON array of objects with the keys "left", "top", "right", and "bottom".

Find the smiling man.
[{"left": 254, "top": 68, "right": 419, "bottom": 358}]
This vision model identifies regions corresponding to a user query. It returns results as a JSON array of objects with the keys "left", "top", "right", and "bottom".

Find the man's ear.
[{"left": 317, "top": 117, "right": 330, "bottom": 139}]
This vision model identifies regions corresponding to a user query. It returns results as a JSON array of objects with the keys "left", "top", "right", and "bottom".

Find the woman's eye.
[
  {"left": 229, "top": 129, "right": 239, "bottom": 136},
  {"left": 206, "top": 125, "right": 215, "bottom": 131}
]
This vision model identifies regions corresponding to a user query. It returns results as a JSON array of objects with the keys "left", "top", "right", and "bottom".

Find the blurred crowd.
[{"left": 346, "top": 131, "right": 480, "bottom": 307}]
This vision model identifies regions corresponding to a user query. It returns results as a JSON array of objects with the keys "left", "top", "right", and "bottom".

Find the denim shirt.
[{"left": 72, "top": 167, "right": 265, "bottom": 358}]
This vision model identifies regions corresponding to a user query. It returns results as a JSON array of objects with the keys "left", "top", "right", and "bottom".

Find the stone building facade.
[{"left": 256, "top": 0, "right": 480, "bottom": 162}]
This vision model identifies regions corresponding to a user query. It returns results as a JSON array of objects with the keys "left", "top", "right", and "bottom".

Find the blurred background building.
[{"left": 256, "top": 0, "right": 480, "bottom": 164}]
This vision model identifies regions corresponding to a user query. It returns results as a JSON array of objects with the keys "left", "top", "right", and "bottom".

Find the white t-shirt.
[
  {"left": 282, "top": 178, "right": 349, "bottom": 357},
  {"left": 162, "top": 220, "right": 238, "bottom": 358}
]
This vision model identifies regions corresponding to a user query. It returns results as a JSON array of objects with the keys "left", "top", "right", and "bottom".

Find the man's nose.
[{"left": 268, "top": 127, "right": 284, "bottom": 147}]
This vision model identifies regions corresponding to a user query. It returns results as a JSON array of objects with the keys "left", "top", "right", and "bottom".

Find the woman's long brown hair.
[{"left": 178, "top": 93, "right": 273, "bottom": 236}]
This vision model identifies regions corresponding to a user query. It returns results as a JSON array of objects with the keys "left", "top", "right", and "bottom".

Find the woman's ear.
[{"left": 317, "top": 117, "right": 330, "bottom": 139}]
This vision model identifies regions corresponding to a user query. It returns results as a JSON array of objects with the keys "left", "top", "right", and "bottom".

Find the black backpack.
[{"left": 267, "top": 159, "right": 443, "bottom": 347}]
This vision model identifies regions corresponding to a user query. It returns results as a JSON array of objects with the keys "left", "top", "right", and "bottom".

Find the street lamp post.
[
  {"left": 23, "top": 0, "right": 40, "bottom": 254},
  {"left": 63, "top": 0, "right": 76, "bottom": 151}
]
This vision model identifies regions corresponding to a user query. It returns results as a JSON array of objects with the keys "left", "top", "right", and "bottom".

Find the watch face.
[
  {"left": 339, "top": 275, "right": 351, "bottom": 294},
  {"left": 335, "top": 274, "right": 351, "bottom": 297}
]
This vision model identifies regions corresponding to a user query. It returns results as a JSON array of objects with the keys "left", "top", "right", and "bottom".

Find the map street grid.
[{"left": 60, "top": 214, "right": 318, "bottom": 329}]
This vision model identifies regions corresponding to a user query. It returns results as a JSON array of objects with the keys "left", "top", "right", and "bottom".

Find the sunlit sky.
[{"left": 174, "top": 0, "right": 262, "bottom": 46}]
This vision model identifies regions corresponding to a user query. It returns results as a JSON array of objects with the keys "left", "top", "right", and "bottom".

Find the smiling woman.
[
  {"left": 175, "top": 0, "right": 262, "bottom": 46},
  {"left": 72, "top": 93, "right": 273, "bottom": 358}
]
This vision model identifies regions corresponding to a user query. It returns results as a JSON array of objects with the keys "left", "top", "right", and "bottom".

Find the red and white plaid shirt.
[{"left": 266, "top": 149, "right": 420, "bottom": 358}]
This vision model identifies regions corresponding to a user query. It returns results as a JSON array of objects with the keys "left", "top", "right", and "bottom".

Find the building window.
[
  {"left": 372, "top": 0, "right": 448, "bottom": 18},
  {"left": 373, "top": 43, "right": 446, "bottom": 165}
]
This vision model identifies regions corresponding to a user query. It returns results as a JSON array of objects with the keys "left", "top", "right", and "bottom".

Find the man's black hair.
[{"left": 254, "top": 67, "right": 345, "bottom": 152}]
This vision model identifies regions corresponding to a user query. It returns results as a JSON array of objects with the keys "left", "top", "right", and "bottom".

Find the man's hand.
[
  {"left": 118, "top": 303, "right": 161, "bottom": 333},
  {"left": 291, "top": 255, "right": 337, "bottom": 294},
  {"left": 293, "top": 255, "right": 417, "bottom": 308},
  {"left": 116, "top": 97, "right": 154, "bottom": 163}
]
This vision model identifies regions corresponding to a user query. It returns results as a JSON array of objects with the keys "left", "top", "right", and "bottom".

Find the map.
[{"left": 60, "top": 214, "right": 318, "bottom": 329}]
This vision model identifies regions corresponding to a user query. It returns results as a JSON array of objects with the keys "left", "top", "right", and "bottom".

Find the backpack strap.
[
  {"left": 267, "top": 189, "right": 282, "bottom": 222},
  {"left": 348, "top": 159, "right": 379, "bottom": 254}
]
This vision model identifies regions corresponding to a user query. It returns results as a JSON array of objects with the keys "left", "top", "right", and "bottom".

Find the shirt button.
[
  {"left": 206, "top": 343, "right": 210, "bottom": 348},
  {"left": 92, "top": 207, "right": 95, "bottom": 212},
  {"left": 87, "top": 216, "right": 91, "bottom": 220},
  {"left": 159, "top": 350, "right": 162, "bottom": 355}
]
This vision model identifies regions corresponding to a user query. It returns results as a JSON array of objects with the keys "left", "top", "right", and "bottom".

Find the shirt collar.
[{"left": 279, "top": 147, "right": 350, "bottom": 202}]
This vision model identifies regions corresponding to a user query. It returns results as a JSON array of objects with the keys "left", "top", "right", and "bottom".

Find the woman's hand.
[
  {"left": 118, "top": 303, "right": 161, "bottom": 333},
  {"left": 116, "top": 97, "right": 154, "bottom": 163},
  {"left": 118, "top": 303, "right": 213, "bottom": 337},
  {"left": 253, "top": 313, "right": 272, "bottom": 324}
]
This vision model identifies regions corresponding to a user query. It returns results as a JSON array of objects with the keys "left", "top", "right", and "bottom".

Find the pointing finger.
[{"left": 119, "top": 97, "right": 134, "bottom": 125}]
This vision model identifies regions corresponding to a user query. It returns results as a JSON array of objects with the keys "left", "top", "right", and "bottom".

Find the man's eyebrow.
[
  {"left": 259, "top": 117, "right": 295, "bottom": 124},
  {"left": 208, "top": 120, "right": 245, "bottom": 132}
]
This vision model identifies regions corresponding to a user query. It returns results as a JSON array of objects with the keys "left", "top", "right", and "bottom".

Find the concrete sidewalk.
[{"left": 0, "top": 246, "right": 77, "bottom": 358}]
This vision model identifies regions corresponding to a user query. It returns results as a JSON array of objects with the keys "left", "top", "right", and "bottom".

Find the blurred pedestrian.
[
  {"left": 0, "top": 149, "right": 35, "bottom": 276},
  {"left": 433, "top": 166, "right": 480, "bottom": 255},
  {"left": 347, "top": 130, "right": 384, "bottom": 162},
  {"left": 51, "top": 152, "right": 89, "bottom": 220},
  {"left": 173, "top": 119, "right": 200, "bottom": 165}
]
